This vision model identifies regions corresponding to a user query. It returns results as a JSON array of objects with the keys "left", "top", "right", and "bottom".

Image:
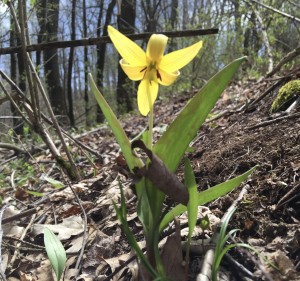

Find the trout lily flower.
[{"left": 108, "top": 25, "right": 203, "bottom": 116}]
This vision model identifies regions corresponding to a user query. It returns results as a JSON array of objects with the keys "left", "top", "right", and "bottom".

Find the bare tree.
[
  {"left": 116, "top": 0, "right": 136, "bottom": 114},
  {"left": 67, "top": 0, "right": 76, "bottom": 127},
  {"left": 82, "top": 0, "right": 91, "bottom": 126},
  {"left": 10, "top": 7, "right": 24, "bottom": 137},
  {"left": 96, "top": 0, "right": 116, "bottom": 123},
  {"left": 36, "top": 0, "right": 67, "bottom": 122}
]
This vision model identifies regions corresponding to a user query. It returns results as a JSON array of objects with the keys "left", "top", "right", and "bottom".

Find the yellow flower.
[{"left": 108, "top": 25, "right": 203, "bottom": 116}]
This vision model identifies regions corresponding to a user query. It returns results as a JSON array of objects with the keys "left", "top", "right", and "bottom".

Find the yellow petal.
[
  {"left": 159, "top": 41, "right": 203, "bottom": 72},
  {"left": 137, "top": 79, "right": 159, "bottom": 116},
  {"left": 108, "top": 25, "right": 147, "bottom": 66},
  {"left": 146, "top": 34, "right": 168, "bottom": 62},
  {"left": 157, "top": 69, "right": 179, "bottom": 86},
  {"left": 120, "top": 59, "right": 146, "bottom": 81}
]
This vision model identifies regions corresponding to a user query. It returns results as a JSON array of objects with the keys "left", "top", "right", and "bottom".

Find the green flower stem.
[{"left": 147, "top": 105, "right": 154, "bottom": 149}]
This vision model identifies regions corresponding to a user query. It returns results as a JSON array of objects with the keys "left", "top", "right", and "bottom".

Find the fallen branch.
[
  {"left": 244, "top": 0, "right": 300, "bottom": 23},
  {"left": 0, "top": 142, "right": 26, "bottom": 154},
  {"left": 0, "top": 28, "right": 218, "bottom": 55},
  {"left": 246, "top": 111, "right": 300, "bottom": 130},
  {"left": 197, "top": 184, "right": 249, "bottom": 281},
  {"left": 266, "top": 46, "right": 300, "bottom": 77}
]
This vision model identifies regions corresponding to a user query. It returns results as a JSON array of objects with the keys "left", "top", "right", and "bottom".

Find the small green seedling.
[{"left": 44, "top": 227, "right": 67, "bottom": 281}]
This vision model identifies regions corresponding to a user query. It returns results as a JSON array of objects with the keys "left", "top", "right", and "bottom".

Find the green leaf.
[
  {"left": 159, "top": 166, "right": 256, "bottom": 233},
  {"left": 184, "top": 159, "right": 198, "bottom": 242},
  {"left": 114, "top": 181, "right": 158, "bottom": 279},
  {"left": 43, "top": 176, "right": 64, "bottom": 189},
  {"left": 26, "top": 190, "right": 44, "bottom": 197},
  {"left": 154, "top": 57, "right": 246, "bottom": 172},
  {"left": 44, "top": 227, "right": 66, "bottom": 281},
  {"left": 89, "top": 74, "right": 142, "bottom": 172}
]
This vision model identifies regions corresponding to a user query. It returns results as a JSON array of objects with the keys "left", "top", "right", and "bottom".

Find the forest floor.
[{"left": 1, "top": 71, "right": 300, "bottom": 281}]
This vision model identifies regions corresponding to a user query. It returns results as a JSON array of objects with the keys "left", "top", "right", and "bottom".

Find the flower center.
[{"left": 140, "top": 62, "right": 162, "bottom": 84}]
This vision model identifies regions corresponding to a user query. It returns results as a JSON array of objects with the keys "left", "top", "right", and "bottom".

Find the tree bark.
[
  {"left": 37, "top": 0, "right": 67, "bottom": 122},
  {"left": 67, "top": 0, "right": 76, "bottom": 127},
  {"left": 82, "top": 0, "right": 91, "bottom": 126},
  {"left": 96, "top": 0, "right": 116, "bottom": 123},
  {"left": 10, "top": 8, "right": 24, "bottom": 137},
  {"left": 116, "top": 0, "right": 136, "bottom": 114}
]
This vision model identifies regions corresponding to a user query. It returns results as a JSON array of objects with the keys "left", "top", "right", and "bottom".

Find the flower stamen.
[{"left": 156, "top": 70, "right": 162, "bottom": 81}]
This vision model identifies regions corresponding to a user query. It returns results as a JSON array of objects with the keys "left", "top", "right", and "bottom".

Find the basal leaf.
[
  {"left": 184, "top": 159, "right": 198, "bottom": 242},
  {"left": 154, "top": 57, "right": 246, "bottom": 172},
  {"left": 43, "top": 176, "right": 64, "bottom": 189},
  {"left": 88, "top": 74, "right": 142, "bottom": 172},
  {"left": 44, "top": 227, "right": 66, "bottom": 281},
  {"left": 159, "top": 166, "right": 256, "bottom": 233}
]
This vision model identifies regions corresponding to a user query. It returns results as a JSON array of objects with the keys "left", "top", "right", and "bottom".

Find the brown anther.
[{"left": 156, "top": 70, "right": 162, "bottom": 81}]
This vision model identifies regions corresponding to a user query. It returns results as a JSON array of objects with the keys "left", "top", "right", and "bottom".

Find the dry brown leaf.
[
  {"left": 161, "top": 219, "right": 186, "bottom": 281},
  {"left": 32, "top": 215, "right": 84, "bottom": 240}
]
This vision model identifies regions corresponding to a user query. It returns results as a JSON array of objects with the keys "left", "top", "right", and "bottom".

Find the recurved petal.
[
  {"left": 108, "top": 25, "right": 147, "bottom": 66},
  {"left": 157, "top": 69, "right": 179, "bottom": 86},
  {"left": 159, "top": 41, "right": 203, "bottom": 72},
  {"left": 137, "top": 79, "right": 159, "bottom": 116},
  {"left": 146, "top": 34, "right": 168, "bottom": 62},
  {"left": 120, "top": 59, "right": 146, "bottom": 81}
]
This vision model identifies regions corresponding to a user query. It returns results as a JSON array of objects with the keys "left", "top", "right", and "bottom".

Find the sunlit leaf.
[
  {"left": 44, "top": 227, "right": 66, "bottom": 281},
  {"left": 89, "top": 74, "right": 142, "bottom": 172},
  {"left": 154, "top": 57, "right": 247, "bottom": 172},
  {"left": 159, "top": 166, "right": 256, "bottom": 233},
  {"left": 184, "top": 159, "right": 198, "bottom": 242},
  {"left": 43, "top": 176, "right": 64, "bottom": 189},
  {"left": 26, "top": 190, "right": 44, "bottom": 197}
]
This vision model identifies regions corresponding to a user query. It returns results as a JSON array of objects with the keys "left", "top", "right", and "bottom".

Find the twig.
[
  {"left": 197, "top": 184, "right": 249, "bottom": 281},
  {"left": 0, "top": 142, "right": 26, "bottom": 154},
  {"left": 8, "top": 213, "right": 36, "bottom": 271},
  {"left": 275, "top": 183, "right": 300, "bottom": 210},
  {"left": 266, "top": 46, "right": 300, "bottom": 77},
  {"left": 246, "top": 111, "right": 300, "bottom": 130},
  {"left": 243, "top": 0, "right": 300, "bottom": 23},
  {"left": 0, "top": 205, "right": 8, "bottom": 281},
  {"left": 0, "top": 70, "right": 102, "bottom": 159},
  {"left": 0, "top": 28, "right": 218, "bottom": 55},
  {"left": 1, "top": 207, "right": 38, "bottom": 225},
  {"left": 224, "top": 253, "right": 255, "bottom": 280},
  {"left": 245, "top": 78, "right": 288, "bottom": 112},
  {"left": 68, "top": 182, "right": 88, "bottom": 276},
  {"left": 3, "top": 235, "right": 45, "bottom": 251}
]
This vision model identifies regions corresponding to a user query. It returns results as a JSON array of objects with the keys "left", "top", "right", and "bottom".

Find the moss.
[
  {"left": 270, "top": 79, "right": 300, "bottom": 113},
  {"left": 56, "top": 156, "right": 81, "bottom": 182}
]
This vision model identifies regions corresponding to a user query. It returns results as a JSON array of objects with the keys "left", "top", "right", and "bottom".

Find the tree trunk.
[
  {"left": 10, "top": 9, "right": 24, "bottom": 137},
  {"left": 116, "top": 0, "right": 136, "bottom": 114},
  {"left": 182, "top": 0, "right": 189, "bottom": 29},
  {"left": 168, "top": 0, "right": 178, "bottom": 52},
  {"left": 96, "top": 0, "right": 115, "bottom": 123},
  {"left": 67, "top": 0, "right": 76, "bottom": 127},
  {"left": 82, "top": 0, "right": 91, "bottom": 126},
  {"left": 37, "top": 0, "right": 67, "bottom": 122}
]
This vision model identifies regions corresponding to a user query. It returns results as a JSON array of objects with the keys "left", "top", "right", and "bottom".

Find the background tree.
[
  {"left": 36, "top": 0, "right": 67, "bottom": 121},
  {"left": 10, "top": 7, "right": 24, "bottom": 137},
  {"left": 67, "top": 0, "right": 76, "bottom": 127},
  {"left": 116, "top": 0, "right": 136, "bottom": 114},
  {"left": 96, "top": 0, "right": 116, "bottom": 123}
]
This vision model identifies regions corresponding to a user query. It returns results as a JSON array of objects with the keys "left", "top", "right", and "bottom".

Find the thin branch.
[
  {"left": 266, "top": 45, "right": 300, "bottom": 77},
  {"left": 0, "top": 28, "right": 218, "bottom": 55},
  {"left": 0, "top": 205, "right": 8, "bottom": 281},
  {"left": 243, "top": 0, "right": 300, "bottom": 23}
]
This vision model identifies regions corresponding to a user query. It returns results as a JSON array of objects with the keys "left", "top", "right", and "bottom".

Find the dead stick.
[
  {"left": 1, "top": 208, "right": 38, "bottom": 225},
  {"left": 0, "top": 28, "right": 218, "bottom": 55},
  {"left": 197, "top": 185, "right": 249, "bottom": 281}
]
